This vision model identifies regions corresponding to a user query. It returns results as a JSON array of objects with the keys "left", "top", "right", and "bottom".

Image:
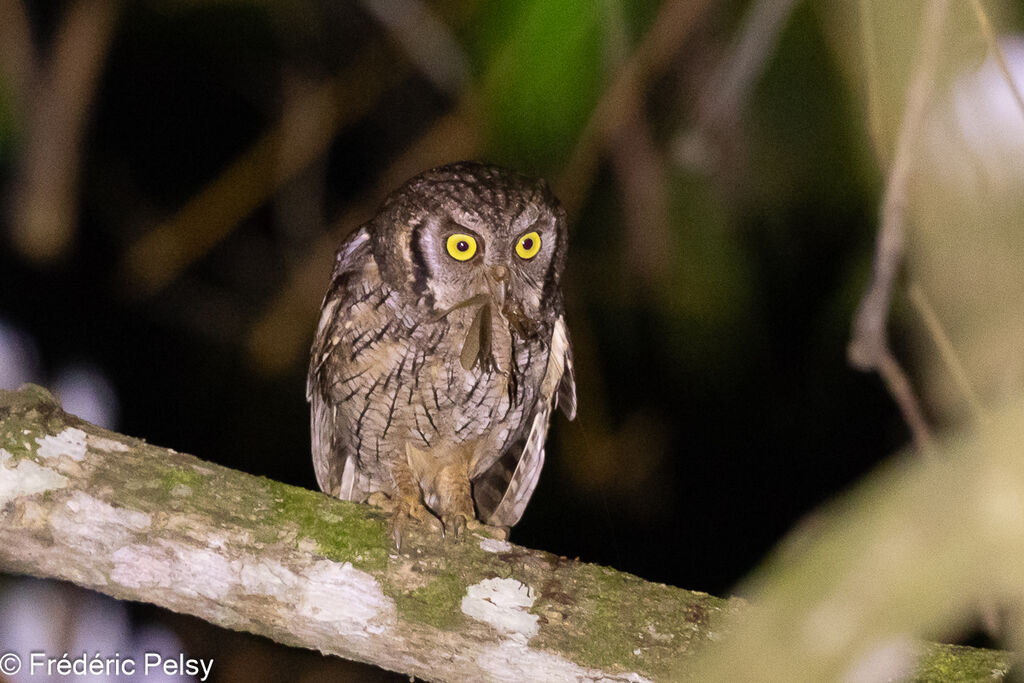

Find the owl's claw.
[
  {"left": 441, "top": 513, "right": 468, "bottom": 542},
  {"left": 392, "top": 496, "right": 443, "bottom": 551},
  {"left": 441, "top": 515, "right": 496, "bottom": 543},
  {"left": 368, "top": 491, "right": 443, "bottom": 550}
]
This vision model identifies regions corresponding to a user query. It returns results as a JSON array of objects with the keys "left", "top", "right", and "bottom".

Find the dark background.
[{"left": 4, "top": 1, "right": 1011, "bottom": 680}]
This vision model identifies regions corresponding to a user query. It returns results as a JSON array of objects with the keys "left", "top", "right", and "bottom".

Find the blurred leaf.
[{"left": 473, "top": 0, "right": 605, "bottom": 172}]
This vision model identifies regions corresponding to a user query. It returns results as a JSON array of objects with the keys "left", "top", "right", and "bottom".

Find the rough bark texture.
[{"left": 0, "top": 385, "right": 1011, "bottom": 681}]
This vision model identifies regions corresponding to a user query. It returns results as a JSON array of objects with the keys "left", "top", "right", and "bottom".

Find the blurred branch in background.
[
  {"left": 555, "top": 0, "right": 714, "bottom": 216},
  {"left": 360, "top": 0, "right": 469, "bottom": 95},
  {"left": 601, "top": 0, "right": 673, "bottom": 292},
  {"left": 847, "top": 0, "right": 949, "bottom": 457},
  {"left": 0, "top": 0, "right": 35, "bottom": 120},
  {"left": 857, "top": 0, "right": 887, "bottom": 165},
  {"left": 674, "top": 0, "right": 801, "bottom": 177},
  {"left": 907, "top": 282, "right": 988, "bottom": 427},
  {"left": 6, "top": 0, "right": 122, "bottom": 265},
  {"left": 850, "top": 0, "right": 1024, "bottom": 454},
  {"left": 122, "top": 0, "right": 477, "bottom": 300}
]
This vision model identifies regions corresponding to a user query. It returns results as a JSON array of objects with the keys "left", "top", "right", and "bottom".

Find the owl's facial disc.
[{"left": 410, "top": 195, "right": 559, "bottom": 322}]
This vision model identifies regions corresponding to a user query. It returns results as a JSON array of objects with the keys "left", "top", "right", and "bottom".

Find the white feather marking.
[
  {"left": 314, "top": 298, "right": 340, "bottom": 340},
  {"left": 524, "top": 410, "right": 547, "bottom": 461},
  {"left": 338, "top": 227, "right": 370, "bottom": 267},
  {"left": 551, "top": 317, "right": 577, "bottom": 420},
  {"left": 541, "top": 318, "right": 569, "bottom": 400},
  {"left": 339, "top": 452, "right": 357, "bottom": 500}
]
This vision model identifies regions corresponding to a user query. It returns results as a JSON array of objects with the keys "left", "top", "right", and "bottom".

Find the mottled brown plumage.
[{"left": 307, "top": 162, "right": 575, "bottom": 545}]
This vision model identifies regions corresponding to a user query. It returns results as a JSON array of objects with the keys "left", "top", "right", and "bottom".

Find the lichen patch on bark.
[
  {"left": 36, "top": 427, "right": 88, "bottom": 461},
  {"left": 0, "top": 447, "right": 69, "bottom": 504},
  {"left": 86, "top": 434, "right": 130, "bottom": 452},
  {"left": 110, "top": 542, "right": 396, "bottom": 637},
  {"left": 297, "top": 560, "right": 395, "bottom": 632},
  {"left": 65, "top": 490, "right": 152, "bottom": 530},
  {"left": 475, "top": 638, "right": 654, "bottom": 683},
  {"left": 462, "top": 577, "right": 539, "bottom": 638},
  {"left": 479, "top": 537, "right": 513, "bottom": 553}
]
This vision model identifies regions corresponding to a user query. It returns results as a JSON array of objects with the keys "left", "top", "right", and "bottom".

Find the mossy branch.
[
  {"left": 0, "top": 385, "right": 729, "bottom": 681},
  {"left": 0, "top": 385, "right": 1011, "bottom": 681}
]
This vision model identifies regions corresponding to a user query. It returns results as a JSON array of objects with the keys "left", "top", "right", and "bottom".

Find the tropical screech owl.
[{"left": 307, "top": 162, "right": 576, "bottom": 545}]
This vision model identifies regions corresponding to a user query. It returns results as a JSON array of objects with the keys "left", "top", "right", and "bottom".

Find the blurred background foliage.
[{"left": 2, "top": 0, "right": 1023, "bottom": 680}]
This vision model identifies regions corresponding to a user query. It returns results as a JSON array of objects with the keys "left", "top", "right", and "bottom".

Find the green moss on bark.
[
  {"left": 532, "top": 561, "right": 734, "bottom": 679},
  {"left": 0, "top": 386, "right": 67, "bottom": 462},
  {"left": 267, "top": 482, "right": 390, "bottom": 573},
  {"left": 158, "top": 465, "right": 207, "bottom": 495},
  {"left": 387, "top": 570, "right": 466, "bottom": 630},
  {"left": 914, "top": 643, "right": 1012, "bottom": 681}
]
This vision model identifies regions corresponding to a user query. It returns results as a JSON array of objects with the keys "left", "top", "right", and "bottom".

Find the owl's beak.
[{"left": 486, "top": 265, "right": 509, "bottom": 309}]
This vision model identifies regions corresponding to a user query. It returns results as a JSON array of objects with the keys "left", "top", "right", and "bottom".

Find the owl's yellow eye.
[
  {"left": 515, "top": 231, "right": 541, "bottom": 259},
  {"left": 446, "top": 234, "right": 477, "bottom": 261}
]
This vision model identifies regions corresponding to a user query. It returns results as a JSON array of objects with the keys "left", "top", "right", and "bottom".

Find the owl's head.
[{"left": 370, "top": 162, "right": 568, "bottom": 319}]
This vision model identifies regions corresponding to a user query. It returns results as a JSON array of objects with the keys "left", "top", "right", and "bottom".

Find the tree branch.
[
  {"left": 0, "top": 385, "right": 1009, "bottom": 681},
  {"left": 0, "top": 385, "right": 728, "bottom": 681},
  {"left": 9, "top": 0, "right": 121, "bottom": 264},
  {"left": 847, "top": 0, "right": 951, "bottom": 457}
]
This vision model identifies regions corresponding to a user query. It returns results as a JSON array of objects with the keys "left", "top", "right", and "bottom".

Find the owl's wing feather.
[
  {"left": 478, "top": 315, "right": 573, "bottom": 527},
  {"left": 556, "top": 330, "right": 577, "bottom": 420},
  {"left": 307, "top": 226, "right": 371, "bottom": 499}
]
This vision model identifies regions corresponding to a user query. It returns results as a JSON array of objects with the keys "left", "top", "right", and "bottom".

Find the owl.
[{"left": 307, "top": 162, "right": 576, "bottom": 545}]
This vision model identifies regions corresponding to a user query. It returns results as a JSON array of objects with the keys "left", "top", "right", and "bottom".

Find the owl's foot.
[
  {"left": 440, "top": 513, "right": 480, "bottom": 542},
  {"left": 437, "top": 514, "right": 511, "bottom": 543},
  {"left": 435, "top": 470, "right": 478, "bottom": 544},
  {"left": 393, "top": 496, "right": 443, "bottom": 550},
  {"left": 368, "top": 491, "right": 443, "bottom": 550}
]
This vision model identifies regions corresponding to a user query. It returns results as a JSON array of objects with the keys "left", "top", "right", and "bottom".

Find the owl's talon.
[
  {"left": 441, "top": 513, "right": 468, "bottom": 542},
  {"left": 390, "top": 496, "right": 442, "bottom": 551}
]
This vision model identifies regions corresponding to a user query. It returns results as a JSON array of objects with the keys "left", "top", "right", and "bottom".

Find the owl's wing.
[
  {"left": 476, "top": 315, "right": 575, "bottom": 527},
  {"left": 556, "top": 326, "right": 577, "bottom": 420},
  {"left": 307, "top": 226, "right": 372, "bottom": 499}
]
